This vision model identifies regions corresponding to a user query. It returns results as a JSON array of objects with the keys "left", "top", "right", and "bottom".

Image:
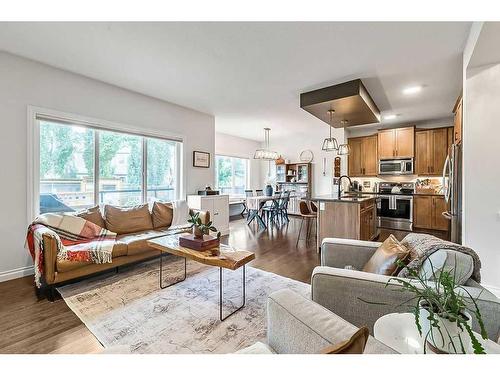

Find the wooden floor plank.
[{"left": 0, "top": 216, "right": 319, "bottom": 353}]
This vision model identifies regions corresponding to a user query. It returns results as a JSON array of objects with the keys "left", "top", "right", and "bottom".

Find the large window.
[
  {"left": 215, "top": 155, "right": 249, "bottom": 197},
  {"left": 38, "top": 118, "right": 181, "bottom": 214}
]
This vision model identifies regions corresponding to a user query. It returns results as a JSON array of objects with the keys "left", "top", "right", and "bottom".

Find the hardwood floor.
[{"left": 0, "top": 216, "right": 319, "bottom": 354}]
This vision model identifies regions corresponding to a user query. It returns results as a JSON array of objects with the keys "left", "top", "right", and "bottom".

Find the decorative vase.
[
  {"left": 419, "top": 303, "right": 473, "bottom": 353},
  {"left": 265, "top": 184, "right": 273, "bottom": 196},
  {"left": 193, "top": 226, "right": 204, "bottom": 239}
]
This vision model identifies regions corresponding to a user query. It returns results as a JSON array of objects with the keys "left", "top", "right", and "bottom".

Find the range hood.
[{"left": 300, "top": 79, "right": 380, "bottom": 128}]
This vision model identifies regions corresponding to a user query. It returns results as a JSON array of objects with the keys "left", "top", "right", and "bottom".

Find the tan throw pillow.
[
  {"left": 362, "top": 234, "right": 410, "bottom": 276},
  {"left": 76, "top": 206, "right": 106, "bottom": 229},
  {"left": 104, "top": 204, "right": 153, "bottom": 234},
  {"left": 151, "top": 201, "right": 173, "bottom": 229},
  {"left": 321, "top": 326, "right": 370, "bottom": 354}
]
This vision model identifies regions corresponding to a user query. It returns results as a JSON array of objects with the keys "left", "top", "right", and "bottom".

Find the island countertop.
[{"left": 310, "top": 194, "right": 376, "bottom": 203}]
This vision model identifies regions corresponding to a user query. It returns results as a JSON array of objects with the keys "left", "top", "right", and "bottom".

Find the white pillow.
[
  {"left": 418, "top": 249, "right": 474, "bottom": 285},
  {"left": 170, "top": 200, "right": 190, "bottom": 228}
]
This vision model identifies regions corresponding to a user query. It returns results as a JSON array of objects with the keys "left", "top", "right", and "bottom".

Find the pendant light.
[
  {"left": 322, "top": 110, "right": 339, "bottom": 152},
  {"left": 254, "top": 127, "right": 279, "bottom": 160},
  {"left": 337, "top": 120, "right": 350, "bottom": 155}
]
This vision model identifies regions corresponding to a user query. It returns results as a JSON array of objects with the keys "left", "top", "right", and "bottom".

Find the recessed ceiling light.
[
  {"left": 403, "top": 86, "right": 422, "bottom": 95},
  {"left": 383, "top": 114, "right": 397, "bottom": 120}
]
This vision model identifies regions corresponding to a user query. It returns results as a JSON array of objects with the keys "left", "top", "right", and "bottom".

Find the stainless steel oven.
[
  {"left": 376, "top": 182, "right": 415, "bottom": 231},
  {"left": 379, "top": 158, "right": 414, "bottom": 175}
]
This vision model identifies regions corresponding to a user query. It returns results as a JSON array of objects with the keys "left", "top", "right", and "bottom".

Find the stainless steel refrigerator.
[{"left": 442, "top": 142, "right": 462, "bottom": 244}]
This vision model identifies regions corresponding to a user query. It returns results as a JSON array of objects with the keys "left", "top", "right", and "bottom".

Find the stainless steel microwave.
[{"left": 379, "top": 158, "right": 414, "bottom": 175}]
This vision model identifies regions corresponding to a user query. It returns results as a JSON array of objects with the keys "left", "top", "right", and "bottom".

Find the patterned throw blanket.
[
  {"left": 25, "top": 213, "right": 116, "bottom": 287},
  {"left": 398, "top": 233, "right": 481, "bottom": 283}
]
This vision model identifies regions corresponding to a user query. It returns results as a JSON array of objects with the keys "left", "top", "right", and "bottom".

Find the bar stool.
[{"left": 296, "top": 200, "right": 317, "bottom": 247}]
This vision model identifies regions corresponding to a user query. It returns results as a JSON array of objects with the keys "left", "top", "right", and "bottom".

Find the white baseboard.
[
  {"left": 483, "top": 284, "right": 500, "bottom": 298},
  {"left": 0, "top": 266, "right": 34, "bottom": 283}
]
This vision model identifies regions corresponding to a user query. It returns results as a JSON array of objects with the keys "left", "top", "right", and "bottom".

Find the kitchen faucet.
[{"left": 337, "top": 175, "right": 352, "bottom": 199}]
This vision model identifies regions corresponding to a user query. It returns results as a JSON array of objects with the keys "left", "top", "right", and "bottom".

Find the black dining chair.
[{"left": 262, "top": 191, "right": 282, "bottom": 225}]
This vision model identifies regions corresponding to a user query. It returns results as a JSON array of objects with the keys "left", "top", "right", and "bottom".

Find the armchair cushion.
[
  {"left": 321, "top": 238, "right": 380, "bottom": 269},
  {"left": 419, "top": 249, "right": 474, "bottom": 285}
]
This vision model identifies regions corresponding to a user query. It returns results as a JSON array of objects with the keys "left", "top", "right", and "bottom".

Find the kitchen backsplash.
[{"left": 350, "top": 176, "right": 444, "bottom": 194}]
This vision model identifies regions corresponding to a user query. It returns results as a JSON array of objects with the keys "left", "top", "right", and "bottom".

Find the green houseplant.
[
  {"left": 187, "top": 212, "right": 220, "bottom": 240},
  {"left": 363, "top": 260, "right": 488, "bottom": 354}
]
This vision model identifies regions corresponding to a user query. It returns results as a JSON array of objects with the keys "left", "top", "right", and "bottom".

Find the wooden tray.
[{"left": 179, "top": 233, "right": 220, "bottom": 251}]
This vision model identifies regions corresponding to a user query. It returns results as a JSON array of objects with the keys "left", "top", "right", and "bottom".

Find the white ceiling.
[{"left": 0, "top": 22, "right": 471, "bottom": 141}]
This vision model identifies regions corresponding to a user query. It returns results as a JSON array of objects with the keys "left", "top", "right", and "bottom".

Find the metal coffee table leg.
[
  {"left": 159, "top": 253, "right": 187, "bottom": 289},
  {"left": 219, "top": 265, "right": 246, "bottom": 321}
]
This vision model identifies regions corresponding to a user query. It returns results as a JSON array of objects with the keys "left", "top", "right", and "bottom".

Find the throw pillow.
[
  {"left": 151, "top": 201, "right": 174, "bottom": 229},
  {"left": 418, "top": 249, "right": 474, "bottom": 285},
  {"left": 76, "top": 206, "right": 106, "bottom": 228},
  {"left": 362, "top": 234, "right": 410, "bottom": 276},
  {"left": 104, "top": 204, "right": 153, "bottom": 234},
  {"left": 170, "top": 200, "right": 191, "bottom": 228},
  {"left": 320, "top": 326, "right": 369, "bottom": 354}
]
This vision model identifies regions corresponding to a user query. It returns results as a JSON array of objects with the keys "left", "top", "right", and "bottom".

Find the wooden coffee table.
[{"left": 147, "top": 234, "right": 255, "bottom": 321}]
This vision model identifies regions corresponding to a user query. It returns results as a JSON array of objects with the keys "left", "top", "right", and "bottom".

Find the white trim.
[
  {"left": 483, "top": 284, "right": 500, "bottom": 298},
  {"left": 0, "top": 266, "right": 34, "bottom": 283}
]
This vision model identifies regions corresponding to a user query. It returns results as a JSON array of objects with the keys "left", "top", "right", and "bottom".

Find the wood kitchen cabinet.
[
  {"left": 317, "top": 198, "right": 378, "bottom": 249},
  {"left": 453, "top": 95, "right": 462, "bottom": 144},
  {"left": 415, "top": 127, "right": 450, "bottom": 175},
  {"left": 413, "top": 195, "right": 449, "bottom": 231},
  {"left": 348, "top": 135, "right": 377, "bottom": 176},
  {"left": 377, "top": 126, "right": 414, "bottom": 159}
]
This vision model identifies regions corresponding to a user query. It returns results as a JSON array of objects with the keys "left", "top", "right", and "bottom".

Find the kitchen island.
[{"left": 312, "top": 194, "right": 378, "bottom": 251}]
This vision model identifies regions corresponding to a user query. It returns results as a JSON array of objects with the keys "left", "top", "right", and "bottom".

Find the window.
[
  {"left": 37, "top": 117, "right": 181, "bottom": 214},
  {"left": 215, "top": 155, "right": 249, "bottom": 197}
]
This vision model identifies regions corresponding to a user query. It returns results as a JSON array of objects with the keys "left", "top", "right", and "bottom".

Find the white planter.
[{"left": 419, "top": 306, "right": 473, "bottom": 353}]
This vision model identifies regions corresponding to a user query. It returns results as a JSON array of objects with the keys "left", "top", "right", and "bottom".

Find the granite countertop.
[{"left": 311, "top": 194, "right": 376, "bottom": 203}]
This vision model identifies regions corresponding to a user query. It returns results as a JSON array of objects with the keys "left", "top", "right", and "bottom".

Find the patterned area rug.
[{"left": 57, "top": 257, "right": 310, "bottom": 353}]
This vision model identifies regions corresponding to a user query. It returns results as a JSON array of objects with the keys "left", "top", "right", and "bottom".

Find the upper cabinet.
[
  {"left": 348, "top": 135, "right": 377, "bottom": 177},
  {"left": 415, "top": 127, "right": 451, "bottom": 176},
  {"left": 453, "top": 95, "right": 463, "bottom": 144},
  {"left": 377, "top": 126, "right": 414, "bottom": 159}
]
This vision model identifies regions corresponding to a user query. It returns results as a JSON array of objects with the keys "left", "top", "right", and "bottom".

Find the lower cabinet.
[
  {"left": 187, "top": 195, "right": 230, "bottom": 235},
  {"left": 360, "top": 204, "right": 376, "bottom": 241},
  {"left": 413, "top": 195, "right": 449, "bottom": 232}
]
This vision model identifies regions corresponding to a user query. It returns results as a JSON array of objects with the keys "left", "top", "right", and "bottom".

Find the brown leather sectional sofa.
[{"left": 40, "top": 202, "right": 209, "bottom": 296}]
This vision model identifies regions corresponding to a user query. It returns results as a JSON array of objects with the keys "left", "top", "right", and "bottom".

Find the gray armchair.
[{"left": 311, "top": 238, "right": 500, "bottom": 342}]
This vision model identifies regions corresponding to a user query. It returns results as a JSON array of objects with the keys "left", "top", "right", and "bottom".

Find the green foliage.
[
  {"left": 216, "top": 157, "right": 232, "bottom": 187},
  {"left": 187, "top": 212, "right": 219, "bottom": 237},
  {"left": 147, "top": 139, "right": 175, "bottom": 188},
  {"left": 98, "top": 132, "right": 123, "bottom": 178},
  {"left": 40, "top": 122, "right": 81, "bottom": 178},
  {"left": 388, "top": 259, "right": 487, "bottom": 354}
]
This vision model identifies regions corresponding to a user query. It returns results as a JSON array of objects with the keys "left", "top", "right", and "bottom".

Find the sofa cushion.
[
  {"left": 56, "top": 241, "right": 128, "bottom": 273},
  {"left": 151, "top": 201, "right": 173, "bottom": 229},
  {"left": 418, "top": 249, "right": 474, "bottom": 285},
  {"left": 116, "top": 230, "right": 166, "bottom": 255},
  {"left": 104, "top": 204, "right": 153, "bottom": 234},
  {"left": 362, "top": 235, "right": 410, "bottom": 276},
  {"left": 76, "top": 206, "right": 106, "bottom": 229}
]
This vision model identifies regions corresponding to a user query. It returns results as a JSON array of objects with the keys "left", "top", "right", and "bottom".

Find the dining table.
[{"left": 245, "top": 195, "right": 278, "bottom": 229}]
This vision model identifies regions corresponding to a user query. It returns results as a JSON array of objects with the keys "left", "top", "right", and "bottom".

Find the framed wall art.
[{"left": 193, "top": 151, "right": 210, "bottom": 168}]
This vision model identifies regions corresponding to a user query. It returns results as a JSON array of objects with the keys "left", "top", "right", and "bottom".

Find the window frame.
[
  {"left": 27, "top": 106, "right": 184, "bottom": 221},
  {"left": 214, "top": 154, "right": 250, "bottom": 197}
]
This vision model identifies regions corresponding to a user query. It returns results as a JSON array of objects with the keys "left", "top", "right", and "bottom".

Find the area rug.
[{"left": 57, "top": 257, "right": 310, "bottom": 353}]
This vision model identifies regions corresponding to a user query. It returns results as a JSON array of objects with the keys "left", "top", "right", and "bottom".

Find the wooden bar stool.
[{"left": 296, "top": 200, "right": 317, "bottom": 247}]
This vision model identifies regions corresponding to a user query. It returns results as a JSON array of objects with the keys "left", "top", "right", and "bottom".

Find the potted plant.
[
  {"left": 187, "top": 212, "right": 220, "bottom": 240},
  {"left": 363, "top": 260, "right": 488, "bottom": 354}
]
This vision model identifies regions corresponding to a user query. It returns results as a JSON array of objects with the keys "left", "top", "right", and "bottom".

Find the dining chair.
[
  {"left": 296, "top": 200, "right": 317, "bottom": 247},
  {"left": 243, "top": 190, "right": 254, "bottom": 218},
  {"left": 262, "top": 191, "right": 282, "bottom": 225}
]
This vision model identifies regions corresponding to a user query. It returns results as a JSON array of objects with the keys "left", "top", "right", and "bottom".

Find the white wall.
[
  {"left": 215, "top": 132, "right": 262, "bottom": 190},
  {"left": 464, "top": 63, "right": 500, "bottom": 291},
  {"left": 260, "top": 126, "right": 346, "bottom": 196},
  {"left": 0, "top": 51, "right": 215, "bottom": 281}
]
